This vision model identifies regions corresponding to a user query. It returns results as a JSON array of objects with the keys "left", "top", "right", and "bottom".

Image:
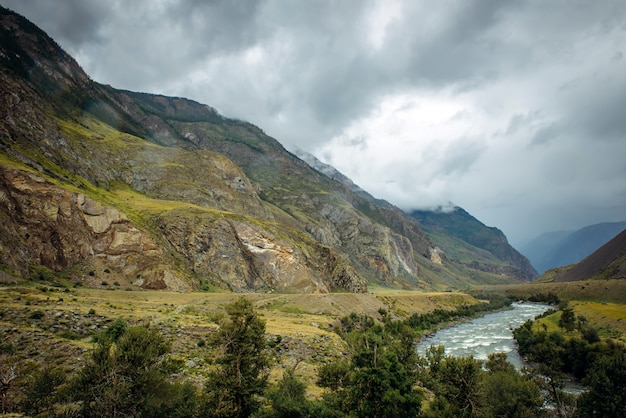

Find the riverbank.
[{"left": 471, "top": 279, "right": 626, "bottom": 305}]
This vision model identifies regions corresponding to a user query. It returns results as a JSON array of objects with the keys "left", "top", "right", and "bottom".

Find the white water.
[{"left": 416, "top": 302, "right": 552, "bottom": 368}]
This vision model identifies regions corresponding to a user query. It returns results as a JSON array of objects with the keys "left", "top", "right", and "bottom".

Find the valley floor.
[
  {"left": 3, "top": 278, "right": 625, "bottom": 402},
  {"left": 472, "top": 279, "right": 626, "bottom": 341},
  {"left": 0, "top": 283, "right": 476, "bottom": 395}
]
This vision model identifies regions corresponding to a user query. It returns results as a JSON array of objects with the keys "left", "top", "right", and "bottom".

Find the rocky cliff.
[{"left": 0, "top": 166, "right": 190, "bottom": 290}]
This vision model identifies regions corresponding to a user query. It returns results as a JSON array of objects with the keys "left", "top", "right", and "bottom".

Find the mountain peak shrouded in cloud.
[
  {"left": 3, "top": 0, "right": 626, "bottom": 245},
  {"left": 421, "top": 203, "right": 458, "bottom": 214}
]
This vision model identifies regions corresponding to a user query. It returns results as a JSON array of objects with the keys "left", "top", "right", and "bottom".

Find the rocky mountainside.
[
  {"left": 410, "top": 207, "right": 537, "bottom": 281},
  {"left": 550, "top": 228, "right": 626, "bottom": 282},
  {"left": 521, "top": 221, "right": 626, "bottom": 274},
  {"left": 0, "top": 6, "right": 535, "bottom": 292}
]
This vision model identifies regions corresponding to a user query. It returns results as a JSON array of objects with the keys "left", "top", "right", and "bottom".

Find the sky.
[{"left": 4, "top": 0, "right": 626, "bottom": 246}]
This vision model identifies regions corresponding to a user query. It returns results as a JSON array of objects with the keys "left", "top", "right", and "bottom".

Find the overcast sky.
[{"left": 5, "top": 0, "right": 626, "bottom": 246}]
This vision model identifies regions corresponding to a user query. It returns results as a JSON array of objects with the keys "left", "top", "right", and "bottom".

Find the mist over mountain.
[
  {"left": 522, "top": 221, "right": 626, "bottom": 274},
  {"left": 291, "top": 148, "right": 373, "bottom": 199},
  {"left": 0, "top": 6, "right": 535, "bottom": 292}
]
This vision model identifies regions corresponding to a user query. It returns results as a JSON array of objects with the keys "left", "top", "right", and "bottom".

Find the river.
[{"left": 416, "top": 302, "right": 552, "bottom": 368}]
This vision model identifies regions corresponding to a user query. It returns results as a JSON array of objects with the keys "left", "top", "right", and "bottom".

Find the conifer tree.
[
  {"left": 202, "top": 297, "right": 269, "bottom": 418},
  {"left": 70, "top": 322, "right": 175, "bottom": 417}
]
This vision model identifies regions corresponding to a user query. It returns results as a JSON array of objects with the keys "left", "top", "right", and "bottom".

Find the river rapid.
[{"left": 416, "top": 302, "right": 552, "bottom": 368}]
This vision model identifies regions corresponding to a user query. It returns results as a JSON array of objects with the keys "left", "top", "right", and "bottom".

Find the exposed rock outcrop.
[{"left": 0, "top": 167, "right": 190, "bottom": 290}]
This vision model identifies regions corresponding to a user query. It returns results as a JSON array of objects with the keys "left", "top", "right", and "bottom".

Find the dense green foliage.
[
  {"left": 70, "top": 323, "right": 182, "bottom": 417},
  {"left": 513, "top": 302, "right": 626, "bottom": 417},
  {"left": 514, "top": 311, "right": 624, "bottom": 379},
  {"left": 20, "top": 365, "right": 67, "bottom": 416},
  {"left": 481, "top": 353, "right": 543, "bottom": 418},
  {"left": 318, "top": 320, "right": 423, "bottom": 417},
  {"left": 578, "top": 351, "right": 626, "bottom": 417}
]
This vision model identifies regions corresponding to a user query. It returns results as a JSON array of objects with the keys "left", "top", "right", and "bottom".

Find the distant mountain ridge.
[
  {"left": 549, "top": 228, "right": 626, "bottom": 282},
  {"left": 0, "top": 6, "right": 535, "bottom": 292},
  {"left": 521, "top": 221, "right": 626, "bottom": 274}
]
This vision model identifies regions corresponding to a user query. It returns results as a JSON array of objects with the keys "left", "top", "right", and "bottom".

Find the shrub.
[{"left": 29, "top": 310, "right": 45, "bottom": 320}]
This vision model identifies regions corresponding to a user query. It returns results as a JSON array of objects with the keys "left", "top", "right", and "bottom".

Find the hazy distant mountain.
[
  {"left": 550, "top": 228, "right": 626, "bottom": 282},
  {"left": 519, "top": 230, "right": 572, "bottom": 272},
  {"left": 522, "top": 221, "right": 626, "bottom": 274}
]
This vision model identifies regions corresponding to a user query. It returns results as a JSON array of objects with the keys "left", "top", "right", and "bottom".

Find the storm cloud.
[{"left": 4, "top": 0, "right": 626, "bottom": 245}]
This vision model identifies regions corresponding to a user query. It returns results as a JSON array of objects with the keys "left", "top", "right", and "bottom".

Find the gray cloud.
[
  {"left": 4, "top": 0, "right": 108, "bottom": 46},
  {"left": 4, "top": 0, "right": 626, "bottom": 245}
]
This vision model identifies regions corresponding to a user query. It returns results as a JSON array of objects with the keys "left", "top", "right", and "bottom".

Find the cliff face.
[
  {"left": 0, "top": 6, "right": 535, "bottom": 292},
  {"left": 0, "top": 167, "right": 190, "bottom": 290}
]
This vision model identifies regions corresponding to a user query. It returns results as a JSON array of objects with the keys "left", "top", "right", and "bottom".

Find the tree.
[
  {"left": 318, "top": 323, "right": 422, "bottom": 417},
  {"left": 559, "top": 306, "right": 576, "bottom": 332},
  {"left": 578, "top": 351, "right": 626, "bottom": 417},
  {"left": 71, "top": 321, "right": 176, "bottom": 417},
  {"left": 0, "top": 359, "right": 17, "bottom": 414},
  {"left": 202, "top": 297, "right": 269, "bottom": 418},
  {"left": 426, "top": 355, "right": 483, "bottom": 417},
  {"left": 481, "top": 353, "right": 542, "bottom": 418},
  {"left": 267, "top": 369, "right": 310, "bottom": 418},
  {"left": 21, "top": 365, "right": 67, "bottom": 416}
]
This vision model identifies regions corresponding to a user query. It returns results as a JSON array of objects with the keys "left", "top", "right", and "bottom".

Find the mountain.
[
  {"left": 410, "top": 207, "right": 537, "bottom": 281},
  {"left": 549, "top": 228, "right": 626, "bottom": 282},
  {"left": 521, "top": 221, "right": 626, "bottom": 274},
  {"left": 0, "top": 6, "right": 534, "bottom": 292},
  {"left": 519, "top": 230, "right": 572, "bottom": 274}
]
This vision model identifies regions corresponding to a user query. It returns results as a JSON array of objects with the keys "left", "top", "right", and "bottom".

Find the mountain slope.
[
  {"left": 553, "top": 228, "right": 626, "bottom": 282},
  {"left": 519, "top": 230, "right": 572, "bottom": 273},
  {"left": 522, "top": 221, "right": 626, "bottom": 273},
  {"left": 410, "top": 207, "right": 537, "bottom": 281},
  {"left": 0, "top": 6, "right": 533, "bottom": 292}
]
